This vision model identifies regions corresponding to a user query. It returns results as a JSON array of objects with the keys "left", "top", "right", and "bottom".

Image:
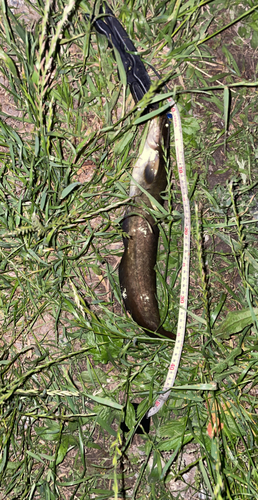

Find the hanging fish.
[{"left": 92, "top": 2, "right": 175, "bottom": 339}]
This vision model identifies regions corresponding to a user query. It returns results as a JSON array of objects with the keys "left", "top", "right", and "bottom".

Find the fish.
[
  {"left": 91, "top": 3, "right": 174, "bottom": 340},
  {"left": 119, "top": 114, "right": 176, "bottom": 340}
]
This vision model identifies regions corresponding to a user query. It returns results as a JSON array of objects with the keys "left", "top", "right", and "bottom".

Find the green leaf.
[
  {"left": 113, "top": 47, "right": 127, "bottom": 87},
  {"left": 125, "top": 401, "right": 136, "bottom": 430},
  {"left": 158, "top": 417, "right": 187, "bottom": 438},
  {"left": 34, "top": 423, "right": 60, "bottom": 441},
  {"left": 212, "top": 347, "right": 242, "bottom": 374},
  {"left": 60, "top": 182, "right": 81, "bottom": 200},
  {"left": 96, "top": 416, "right": 117, "bottom": 437},
  {"left": 181, "top": 116, "right": 200, "bottom": 135},
  {"left": 0, "top": 49, "right": 18, "bottom": 78},
  {"left": 134, "top": 102, "right": 171, "bottom": 125},
  {"left": 158, "top": 434, "right": 192, "bottom": 452},
  {"left": 214, "top": 308, "right": 258, "bottom": 337},
  {"left": 56, "top": 435, "right": 77, "bottom": 465},
  {"left": 222, "top": 46, "right": 241, "bottom": 76},
  {"left": 210, "top": 293, "right": 227, "bottom": 328},
  {"left": 251, "top": 30, "right": 258, "bottom": 49},
  {"left": 86, "top": 394, "right": 123, "bottom": 410},
  {"left": 113, "top": 130, "right": 135, "bottom": 154}
]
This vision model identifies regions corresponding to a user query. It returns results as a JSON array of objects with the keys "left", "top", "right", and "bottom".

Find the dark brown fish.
[{"left": 119, "top": 115, "right": 175, "bottom": 340}]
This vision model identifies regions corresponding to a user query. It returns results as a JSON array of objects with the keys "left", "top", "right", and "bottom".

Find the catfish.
[{"left": 119, "top": 115, "right": 175, "bottom": 340}]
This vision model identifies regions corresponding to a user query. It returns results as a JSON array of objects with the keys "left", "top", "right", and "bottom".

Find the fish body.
[{"left": 119, "top": 115, "right": 175, "bottom": 340}]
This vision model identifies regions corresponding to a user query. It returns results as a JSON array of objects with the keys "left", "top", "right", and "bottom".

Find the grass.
[{"left": 0, "top": 0, "right": 258, "bottom": 498}]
